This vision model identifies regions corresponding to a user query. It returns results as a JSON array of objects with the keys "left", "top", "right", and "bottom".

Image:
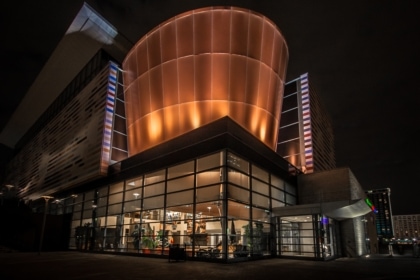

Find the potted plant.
[
  {"left": 242, "top": 222, "right": 263, "bottom": 257},
  {"left": 141, "top": 236, "right": 158, "bottom": 253}
]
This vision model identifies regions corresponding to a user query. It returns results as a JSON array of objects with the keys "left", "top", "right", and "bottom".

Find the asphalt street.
[{"left": 0, "top": 251, "right": 419, "bottom": 280}]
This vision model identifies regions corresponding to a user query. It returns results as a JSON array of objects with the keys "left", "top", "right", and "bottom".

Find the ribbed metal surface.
[
  {"left": 123, "top": 7, "right": 288, "bottom": 155},
  {"left": 5, "top": 63, "right": 118, "bottom": 200}
]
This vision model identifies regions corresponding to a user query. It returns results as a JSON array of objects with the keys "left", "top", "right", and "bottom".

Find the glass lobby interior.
[{"left": 54, "top": 150, "right": 335, "bottom": 260}]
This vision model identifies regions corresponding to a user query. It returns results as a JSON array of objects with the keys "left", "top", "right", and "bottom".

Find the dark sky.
[{"left": 1, "top": 0, "right": 419, "bottom": 215}]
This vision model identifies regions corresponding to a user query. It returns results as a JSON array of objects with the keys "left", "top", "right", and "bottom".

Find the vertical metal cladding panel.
[
  {"left": 7, "top": 63, "right": 116, "bottom": 200},
  {"left": 123, "top": 6, "right": 288, "bottom": 155}
]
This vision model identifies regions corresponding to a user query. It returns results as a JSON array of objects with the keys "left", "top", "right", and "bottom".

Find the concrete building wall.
[{"left": 297, "top": 168, "right": 352, "bottom": 204}]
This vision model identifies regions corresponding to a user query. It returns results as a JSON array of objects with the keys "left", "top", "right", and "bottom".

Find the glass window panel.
[
  {"left": 124, "top": 200, "right": 141, "bottom": 213},
  {"left": 166, "top": 190, "right": 194, "bottom": 207},
  {"left": 284, "top": 81, "right": 297, "bottom": 97},
  {"left": 252, "top": 193, "right": 270, "bottom": 209},
  {"left": 285, "top": 182, "right": 296, "bottom": 195},
  {"left": 71, "top": 219, "right": 81, "bottom": 229},
  {"left": 271, "top": 175, "right": 284, "bottom": 190},
  {"left": 196, "top": 168, "right": 221, "bottom": 187},
  {"left": 299, "top": 229, "right": 314, "bottom": 236},
  {"left": 109, "top": 192, "right": 123, "bottom": 205},
  {"left": 106, "top": 215, "right": 119, "bottom": 226},
  {"left": 125, "top": 187, "right": 142, "bottom": 201},
  {"left": 252, "top": 207, "right": 270, "bottom": 222},
  {"left": 277, "top": 148, "right": 301, "bottom": 167},
  {"left": 143, "top": 196, "right": 164, "bottom": 210},
  {"left": 227, "top": 185, "right": 249, "bottom": 203},
  {"left": 97, "top": 186, "right": 109, "bottom": 197},
  {"left": 281, "top": 109, "right": 299, "bottom": 125},
  {"left": 196, "top": 202, "right": 223, "bottom": 218},
  {"left": 126, "top": 177, "right": 143, "bottom": 190},
  {"left": 73, "top": 203, "right": 83, "bottom": 212},
  {"left": 108, "top": 203, "right": 122, "bottom": 215},
  {"left": 83, "top": 199, "right": 96, "bottom": 211},
  {"left": 278, "top": 123, "right": 300, "bottom": 140},
  {"left": 65, "top": 205, "right": 73, "bottom": 214},
  {"left": 228, "top": 200, "right": 249, "bottom": 220},
  {"left": 285, "top": 193, "right": 296, "bottom": 205},
  {"left": 272, "top": 199, "right": 285, "bottom": 208},
  {"left": 271, "top": 187, "right": 285, "bottom": 202},
  {"left": 84, "top": 191, "right": 95, "bottom": 201},
  {"left": 81, "top": 218, "right": 91, "bottom": 227},
  {"left": 97, "top": 196, "right": 108, "bottom": 208},
  {"left": 74, "top": 194, "right": 83, "bottom": 204},
  {"left": 252, "top": 179, "right": 269, "bottom": 196},
  {"left": 82, "top": 208, "right": 92, "bottom": 219},
  {"left": 144, "top": 182, "right": 165, "bottom": 197},
  {"left": 252, "top": 165, "right": 269, "bottom": 183},
  {"left": 145, "top": 169, "right": 165, "bottom": 185},
  {"left": 228, "top": 169, "right": 249, "bottom": 188},
  {"left": 197, "top": 152, "right": 222, "bottom": 172},
  {"left": 96, "top": 206, "right": 107, "bottom": 217},
  {"left": 73, "top": 211, "right": 82, "bottom": 220},
  {"left": 167, "top": 175, "right": 194, "bottom": 193},
  {"left": 167, "top": 160, "right": 194, "bottom": 179},
  {"left": 110, "top": 182, "right": 124, "bottom": 194},
  {"left": 227, "top": 152, "right": 249, "bottom": 173},
  {"left": 196, "top": 185, "right": 221, "bottom": 203}
]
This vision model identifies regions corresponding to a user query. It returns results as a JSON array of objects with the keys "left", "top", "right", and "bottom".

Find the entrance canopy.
[{"left": 273, "top": 199, "right": 372, "bottom": 221}]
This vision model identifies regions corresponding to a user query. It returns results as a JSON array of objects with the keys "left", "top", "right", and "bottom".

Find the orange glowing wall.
[{"left": 123, "top": 7, "right": 288, "bottom": 155}]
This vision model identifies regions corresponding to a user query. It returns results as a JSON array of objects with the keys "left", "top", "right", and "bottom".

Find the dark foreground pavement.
[{"left": 0, "top": 251, "right": 419, "bottom": 280}]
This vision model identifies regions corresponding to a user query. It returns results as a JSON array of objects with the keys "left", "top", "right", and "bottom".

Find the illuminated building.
[
  {"left": 1, "top": 3, "right": 373, "bottom": 261},
  {"left": 393, "top": 214, "right": 420, "bottom": 240},
  {"left": 277, "top": 73, "right": 336, "bottom": 173},
  {"left": 366, "top": 188, "right": 394, "bottom": 239},
  {"left": 123, "top": 7, "right": 287, "bottom": 154}
]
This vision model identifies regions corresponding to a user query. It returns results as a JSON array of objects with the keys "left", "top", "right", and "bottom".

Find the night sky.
[{"left": 1, "top": 0, "right": 419, "bottom": 215}]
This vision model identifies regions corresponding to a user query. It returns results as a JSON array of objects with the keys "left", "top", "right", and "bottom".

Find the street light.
[{"left": 38, "top": 195, "right": 53, "bottom": 255}]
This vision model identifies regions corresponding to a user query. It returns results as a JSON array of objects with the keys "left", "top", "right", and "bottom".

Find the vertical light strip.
[
  {"left": 300, "top": 73, "right": 314, "bottom": 173},
  {"left": 100, "top": 62, "right": 118, "bottom": 174}
]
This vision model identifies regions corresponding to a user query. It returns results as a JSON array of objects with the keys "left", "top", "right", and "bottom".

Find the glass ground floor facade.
[
  {"left": 43, "top": 149, "right": 338, "bottom": 261},
  {"left": 277, "top": 215, "right": 338, "bottom": 260}
]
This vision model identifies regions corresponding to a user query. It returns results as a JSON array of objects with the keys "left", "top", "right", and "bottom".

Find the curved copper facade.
[{"left": 123, "top": 6, "right": 288, "bottom": 155}]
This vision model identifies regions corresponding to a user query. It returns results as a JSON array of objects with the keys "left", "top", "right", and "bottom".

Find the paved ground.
[{"left": 0, "top": 250, "right": 419, "bottom": 280}]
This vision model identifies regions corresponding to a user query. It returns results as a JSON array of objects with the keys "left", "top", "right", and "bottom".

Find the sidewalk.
[{"left": 0, "top": 251, "right": 419, "bottom": 280}]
